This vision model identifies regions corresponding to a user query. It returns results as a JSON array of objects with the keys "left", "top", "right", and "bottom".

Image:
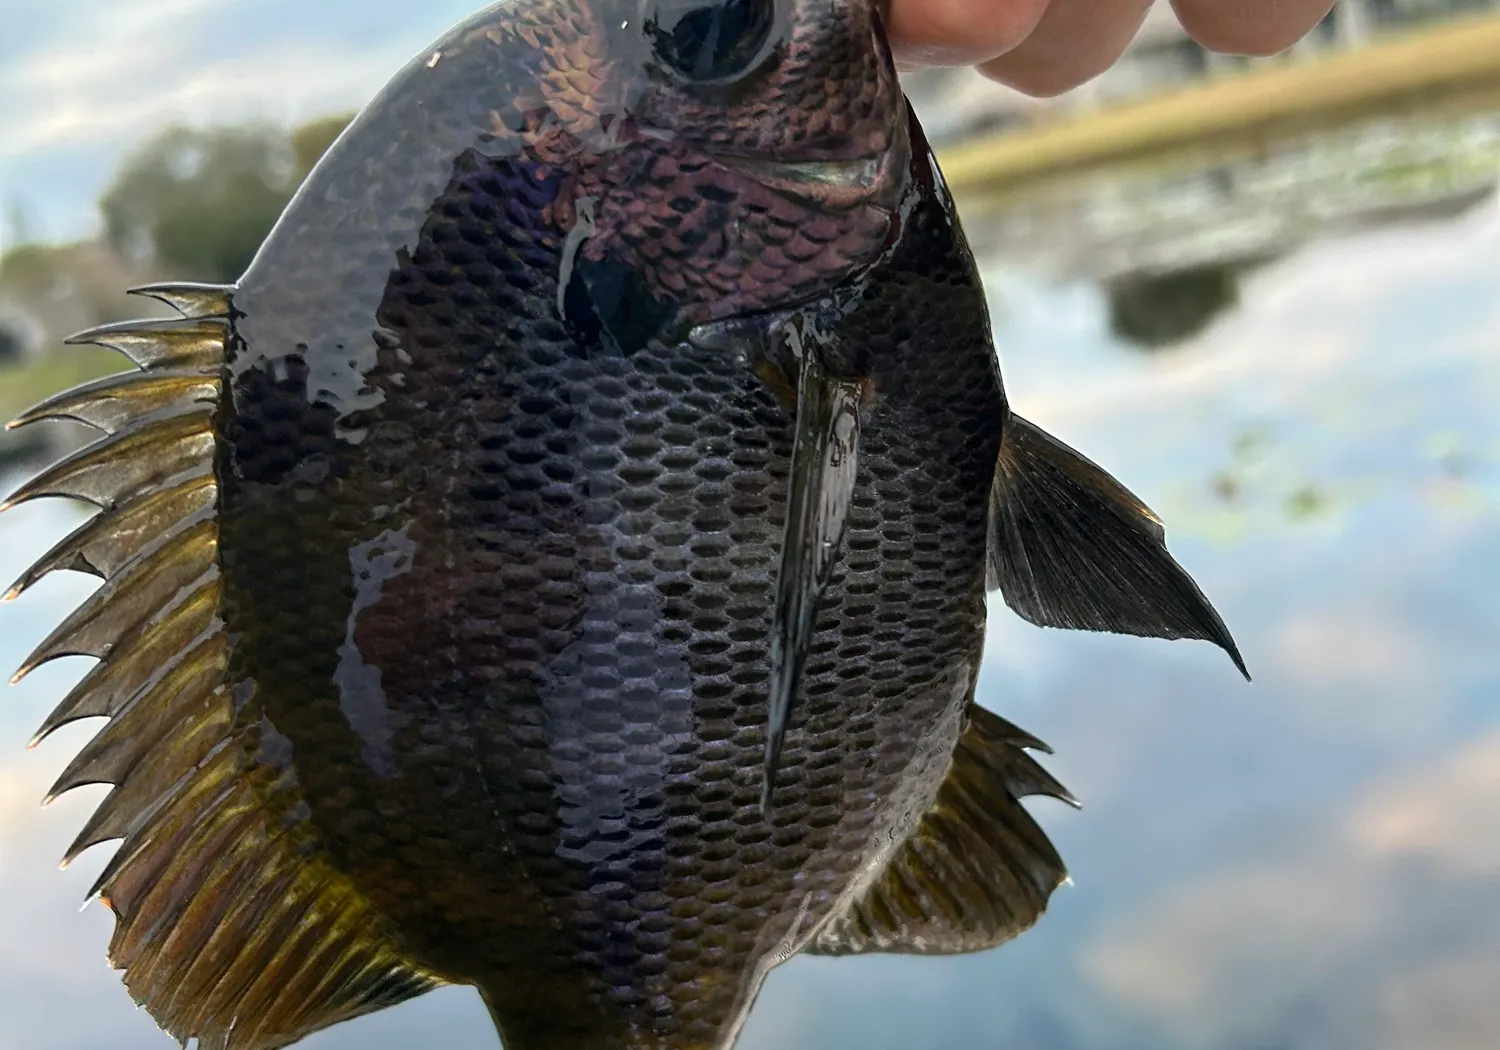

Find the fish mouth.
[{"left": 708, "top": 151, "right": 895, "bottom": 207}]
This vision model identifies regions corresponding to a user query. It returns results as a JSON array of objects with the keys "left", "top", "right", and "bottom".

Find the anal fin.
[
  {"left": 988, "top": 415, "right": 1249, "bottom": 678},
  {"left": 807, "top": 705, "right": 1075, "bottom": 956}
]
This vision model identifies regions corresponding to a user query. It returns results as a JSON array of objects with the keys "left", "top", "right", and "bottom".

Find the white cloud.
[
  {"left": 0, "top": 1, "right": 475, "bottom": 240},
  {"left": 1347, "top": 733, "right": 1500, "bottom": 877},
  {"left": 1270, "top": 605, "right": 1428, "bottom": 691},
  {"left": 0, "top": 7, "right": 403, "bottom": 161},
  {"left": 1368, "top": 951, "right": 1500, "bottom": 1050},
  {"left": 1081, "top": 731, "right": 1500, "bottom": 1045}
]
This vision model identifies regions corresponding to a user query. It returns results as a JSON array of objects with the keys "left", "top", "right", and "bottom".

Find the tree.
[
  {"left": 0, "top": 320, "right": 28, "bottom": 364},
  {"left": 1106, "top": 262, "right": 1244, "bottom": 352},
  {"left": 291, "top": 115, "right": 353, "bottom": 179},
  {"left": 99, "top": 114, "right": 354, "bottom": 283}
]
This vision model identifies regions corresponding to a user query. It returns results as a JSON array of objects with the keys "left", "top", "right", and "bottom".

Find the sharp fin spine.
[
  {"left": 0, "top": 406, "right": 214, "bottom": 515},
  {"left": 126, "top": 282, "right": 234, "bottom": 319},
  {"left": 30, "top": 575, "right": 220, "bottom": 747},
  {"left": 64, "top": 317, "right": 228, "bottom": 371},
  {"left": 4, "top": 474, "right": 218, "bottom": 603},
  {"left": 46, "top": 632, "right": 229, "bottom": 803},
  {"left": 12, "top": 516, "right": 215, "bottom": 684},
  {"left": 9, "top": 369, "right": 219, "bottom": 435}
]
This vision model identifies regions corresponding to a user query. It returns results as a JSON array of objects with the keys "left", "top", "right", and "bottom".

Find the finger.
[
  {"left": 1171, "top": 0, "right": 1336, "bottom": 55},
  {"left": 976, "top": 0, "right": 1153, "bottom": 97},
  {"left": 885, "top": 0, "right": 1052, "bottom": 70}
]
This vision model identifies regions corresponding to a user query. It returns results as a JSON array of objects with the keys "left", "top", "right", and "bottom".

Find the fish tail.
[
  {"left": 986, "top": 414, "right": 1249, "bottom": 678},
  {"left": 4, "top": 284, "right": 443, "bottom": 1050}
]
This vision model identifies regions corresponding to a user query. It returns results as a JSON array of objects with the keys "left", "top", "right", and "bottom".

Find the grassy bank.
[
  {"left": 939, "top": 10, "right": 1500, "bottom": 207},
  {"left": 0, "top": 348, "right": 126, "bottom": 432}
]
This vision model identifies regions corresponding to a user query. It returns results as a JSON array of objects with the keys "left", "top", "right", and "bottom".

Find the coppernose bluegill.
[{"left": 2, "top": 0, "right": 1247, "bottom": 1047}]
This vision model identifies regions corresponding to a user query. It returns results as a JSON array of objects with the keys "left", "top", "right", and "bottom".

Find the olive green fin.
[
  {"left": 127, "top": 280, "right": 235, "bottom": 320},
  {"left": 4, "top": 289, "right": 443, "bottom": 1050},
  {"left": 987, "top": 415, "right": 1249, "bottom": 679},
  {"left": 8, "top": 369, "right": 219, "bottom": 435},
  {"left": 62, "top": 314, "right": 230, "bottom": 372},
  {"left": 806, "top": 705, "right": 1076, "bottom": 956},
  {"left": 764, "top": 341, "right": 865, "bottom": 812}
]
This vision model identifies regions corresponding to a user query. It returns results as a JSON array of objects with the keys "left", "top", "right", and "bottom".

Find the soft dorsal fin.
[
  {"left": 806, "top": 705, "right": 1075, "bottom": 956},
  {"left": 4, "top": 285, "right": 442, "bottom": 1050},
  {"left": 987, "top": 414, "right": 1249, "bottom": 679}
]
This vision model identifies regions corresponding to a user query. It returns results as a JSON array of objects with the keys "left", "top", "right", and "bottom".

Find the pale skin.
[{"left": 886, "top": 0, "right": 1338, "bottom": 95}]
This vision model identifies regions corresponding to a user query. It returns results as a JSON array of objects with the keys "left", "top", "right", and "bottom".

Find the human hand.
[{"left": 885, "top": 0, "right": 1337, "bottom": 95}]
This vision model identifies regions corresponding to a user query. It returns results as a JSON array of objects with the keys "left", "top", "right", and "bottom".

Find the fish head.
[
  {"left": 620, "top": 0, "right": 907, "bottom": 189},
  {"left": 509, "top": 0, "right": 911, "bottom": 329}
]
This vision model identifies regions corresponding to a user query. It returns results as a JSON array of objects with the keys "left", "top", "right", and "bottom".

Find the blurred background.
[{"left": 1, "top": 1, "right": 1498, "bottom": 1047}]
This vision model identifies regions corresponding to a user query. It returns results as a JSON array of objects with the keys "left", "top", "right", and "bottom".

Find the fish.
[{"left": 1, "top": 0, "right": 1247, "bottom": 1047}]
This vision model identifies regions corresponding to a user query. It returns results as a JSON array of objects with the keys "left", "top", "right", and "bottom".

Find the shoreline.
[{"left": 937, "top": 11, "right": 1500, "bottom": 207}]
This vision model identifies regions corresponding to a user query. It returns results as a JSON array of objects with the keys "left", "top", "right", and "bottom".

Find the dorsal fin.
[
  {"left": 805, "top": 705, "right": 1076, "bottom": 956},
  {"left": 3, "top": 288, "right": 443, "bottom": 1050},
  {"left": 127, "top": 280, "right": 235, "bottom": 320}
]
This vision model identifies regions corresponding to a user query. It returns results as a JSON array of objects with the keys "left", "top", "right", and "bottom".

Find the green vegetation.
[
  {"left": 1106, "top": 263, "right": 1242, "bottom": 351},
  {"left": 0, "top": 113, "right": 353, "bottom": 463},
  {"left": 99, "top": 115, "right": 352, "bottom": 283},
  {"left": 0, "top": 347, "right": 124, "bottom": 430}
]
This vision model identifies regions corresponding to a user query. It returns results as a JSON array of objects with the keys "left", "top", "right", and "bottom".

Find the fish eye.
[{"left": 644, "top": 0, "right": 776, "bottom": 83}]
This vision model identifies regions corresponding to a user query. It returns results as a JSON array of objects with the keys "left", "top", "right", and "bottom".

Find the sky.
[
  {"left": 1, "top": 3, "right": 1499, "bottom": 1048},
  {"left": 0, "top": 0, "right": 490, "bottom": 247}
]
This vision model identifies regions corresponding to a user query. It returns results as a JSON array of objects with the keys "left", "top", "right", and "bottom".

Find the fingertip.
[
  {"left": 975, "top": 0, "right": 1151, "bottom": 98},
  {"left": 886, "top": 0, "right": 1051, "bottom": 69},
  {"left": 976, "top": 53, "right": 1092, "bottom": 97},
  {"left": 1171, "top": 0, "right": 1336, "bottom": 57}
]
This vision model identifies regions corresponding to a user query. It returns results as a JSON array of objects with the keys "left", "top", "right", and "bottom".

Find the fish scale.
[
  {"left": 214, "top": 136, "right": 1001, "bottom": 1048},
  {"left": 2, "top": 1, "right": 1244, "bottom": 1048}
]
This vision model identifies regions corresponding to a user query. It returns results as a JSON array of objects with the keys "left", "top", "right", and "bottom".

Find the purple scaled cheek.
[{"left": 579, "top": 147, "right": 897, "bottom": 324}]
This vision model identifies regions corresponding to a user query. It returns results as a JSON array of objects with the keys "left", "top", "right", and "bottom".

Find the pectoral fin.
[
  {"left": 763, "top": 343, "right": 865, "bottom": 812},
  {"left": 806, "top": 705, "right": 1075, "bottom": 956},
  {"left": 988, "top": 415, "right": 1248, "bottom": 678}
]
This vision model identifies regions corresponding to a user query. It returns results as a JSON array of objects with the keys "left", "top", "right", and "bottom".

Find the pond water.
[{"left": 0, "top": 108, "right": 1497, "bottom": 1050}]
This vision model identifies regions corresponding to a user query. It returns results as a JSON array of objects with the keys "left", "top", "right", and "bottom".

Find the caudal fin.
[{"left": 987, "top": 415, "right": 1248, "bottom": 679}]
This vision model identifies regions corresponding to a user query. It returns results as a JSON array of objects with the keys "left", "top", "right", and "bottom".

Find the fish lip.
[{"left": 706, "top": 150, "right": 895, "bottom": 206}]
